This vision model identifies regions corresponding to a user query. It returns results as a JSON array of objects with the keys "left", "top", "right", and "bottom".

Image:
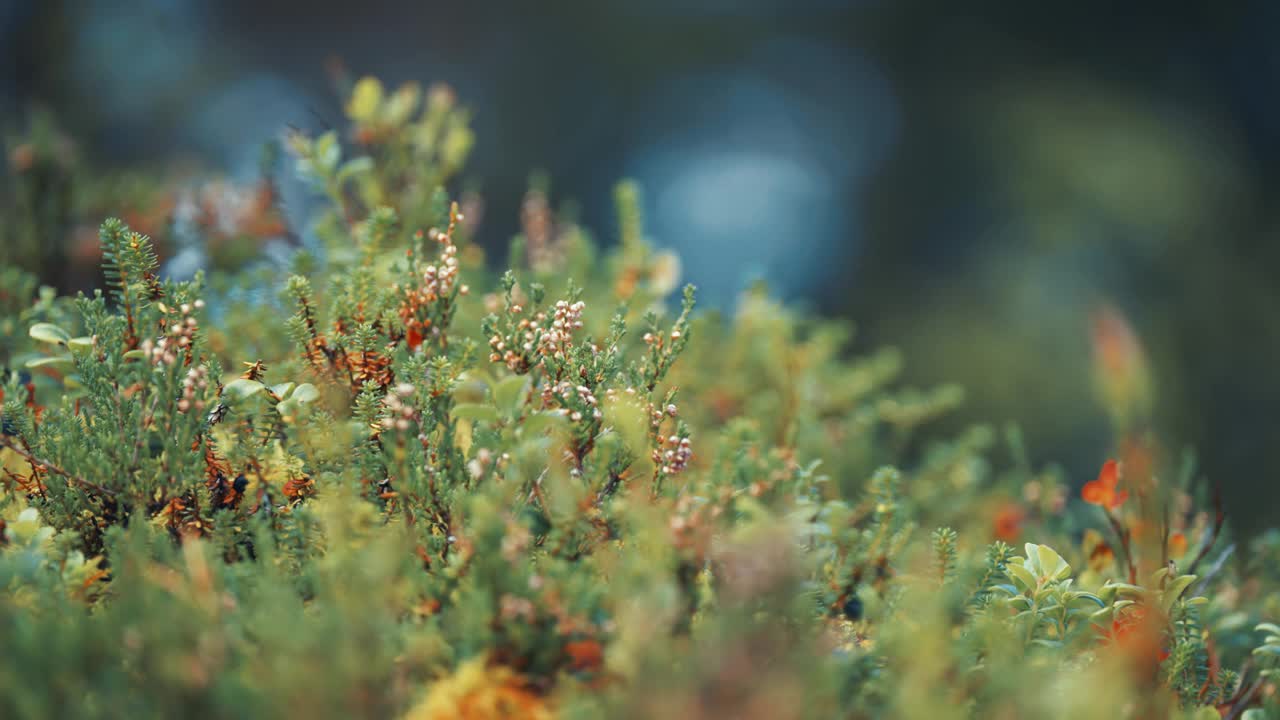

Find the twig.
[
  {"left": 1159, "top": 498, "right": 1171, "bottom": 569},
  {"left": 1103, "top": 507, "right": 1137, "bottom": 584},
  {"left": 1188, "top": 482, "right": 1226, "bottom": 576},
  {"left": 1191, "top": 543, "right": 1236, "bottom": 597},
  {"left": 593, "top": 466, "right": 631, "bottom": 507},
  {"left": 0, "top": 436, "right": 116, "bottom": 498}
]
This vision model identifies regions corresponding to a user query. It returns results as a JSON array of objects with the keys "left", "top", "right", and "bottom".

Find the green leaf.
[
  {"left": 67, "top": 336, "right": 95, "bottom": 350},
  {"left": 1161, "top": 574, "right": 1198, "bottom": 611},
  {"left": 493, "top": 375, "right": 529, "bottom": 414},
  {"left": 1022, "top": 543, "right": 1042, "bottom": 574},
  {"left": 292, "top": 383, "right": 320, "bottom": 403},
  {"left": 337, "top": 157, "right": 374, "bottom": 184},
  {"left": 29, "top": 323, "right": 70, "bottom": 345},
  {"left": 1035, "top": 544, "right": 1071, "bottom": 581},
  {"left": 224, "top": 378, "right": 267, "bottom": 400},
  {"left": 25, "top": 356, "right": 73, "bottom": 369},
  {"left": 1071, "top": 592, "right": 1105, "bottom": 608},
  {"left": 452, "top": 403, "right": 499, "bottom": 423},
  {"left": 314, "top": 131, "right": 341, "bottom": 174},
  {"left": 520, "top": 410, "right": 567, "bottom": 437},
  {"left": 383, "top": 83, "right": 420, "bottom": 125},
  {"left": 1005, "top": 562, "right": 1038, "bottom": 592},
  {"left": 1104, "top": 582, "right": 1145, "bottom": 598},
  {"left": 347, "top": 76, "right": 383, "bottom": 121},
  {"left": 270, "top": 382, "right": 296, "bottom": 399}
]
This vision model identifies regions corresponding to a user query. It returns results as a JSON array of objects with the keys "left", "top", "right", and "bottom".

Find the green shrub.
[{"left": 1, "top": 76, "right": 1277, "bottom": 720}]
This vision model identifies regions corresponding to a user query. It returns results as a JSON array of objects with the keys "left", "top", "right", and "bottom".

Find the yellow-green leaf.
[
  {"left": 347, "top": 76, "right": 384, "bottom": 121},
  {"left": 493, "top": 375, "right": 529, "bottom": 414},
  {"left": 29, "top": 323, "right": 70, "bottom": 345},
  {"left": 452, "top": 403, "right": 499, "bottom": 423}
]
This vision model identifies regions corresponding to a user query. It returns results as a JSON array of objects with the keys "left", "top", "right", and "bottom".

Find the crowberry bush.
[{"left": 2, "top": 75, "right": 1278, "bottom": 720}]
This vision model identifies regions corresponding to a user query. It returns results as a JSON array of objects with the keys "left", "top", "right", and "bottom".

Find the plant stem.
[{"left": 0, "top": 436, "right": 116, "bottom": 498}]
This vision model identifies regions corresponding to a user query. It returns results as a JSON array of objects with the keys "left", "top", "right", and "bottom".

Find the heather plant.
[{"left": 1, "top": 76, "right": 1278, "bottom": 720}]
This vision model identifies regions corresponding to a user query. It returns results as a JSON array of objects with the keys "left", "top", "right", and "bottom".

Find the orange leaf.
[
  {"left": 1082, "top": 459, "right": 1126, "bottom": 509},
  {"left": 565, "top": 640, "right": 604, "bottom": 672}
]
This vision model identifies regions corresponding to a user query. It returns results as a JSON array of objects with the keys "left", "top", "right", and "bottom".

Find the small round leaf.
[
  {"left": 291, "top": 383, "right": 320, "bottom": 403},
  {"left": 29, "top": 323, "right": 70, "bottom": 345},
  {"left": 224, "top": 378, "right": 267, "bottom": 400}
]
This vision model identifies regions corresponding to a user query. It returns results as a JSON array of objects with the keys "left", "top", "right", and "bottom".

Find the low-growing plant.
[{"left": 1, "top": 75, "right": 1278, "bottom": 720}]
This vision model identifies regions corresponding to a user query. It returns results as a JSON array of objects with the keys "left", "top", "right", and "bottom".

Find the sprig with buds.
[
  {"left": 483, "top": 274, "right": 591, "bottom": 376},
  {"left": 379, "top": 382, "right": 420, "bottom": 435},
  {"left": 396, "top": 201, "right": 470, "bottom": 352},
  {"left": 634, "top": 284, "right": 696, "bottom": 394},
  {"left": 645, "top": 390, "right": 692, "bottom": 495},
  {"left": 140, "top": 299, "right": 205, "bottom": 368}
]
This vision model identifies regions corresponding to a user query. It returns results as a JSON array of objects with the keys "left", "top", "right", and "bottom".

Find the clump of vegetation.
[{"left": 1, "top": 76, "right": 1278, "bottom": 720}]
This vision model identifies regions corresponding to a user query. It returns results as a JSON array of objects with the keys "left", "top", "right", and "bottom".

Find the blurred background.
[{"left": 3, "top": 0, "right": 1279, "bottom": 533}]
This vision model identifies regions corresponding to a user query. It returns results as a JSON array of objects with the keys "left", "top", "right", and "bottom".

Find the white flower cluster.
[
  {"left": 544, "top": 380, "right": 602, "bottom": 423},
  {"left": 488, "top": 298, "right": 586, "bottom": 371},
  {"left": 537, "top": 300, "right": 585, "bottom": 360},
  {"left": 178, "top": 365, "right": 210, "bottom": 413},
  {"left": 141, "top": 300, "right": 204, "bottom": 366},
  {"left": 419, "top": 226, "right": 465, "bottom": 301},
  {"left": 656, "top": 433, "right": 693, "bottom": 476},
  {"left": 379, "top": 383, "right": 418, "bottom": 432},
  {"left": 641, "top": 327, "right": 682, "bottom": 346}
]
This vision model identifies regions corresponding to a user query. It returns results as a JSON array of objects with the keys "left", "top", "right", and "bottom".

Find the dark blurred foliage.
[
  {"left": 848, "top": 0, "right": 1280, "bottom": 539},
  {"left": 2, "top": 0, "right": 1278, "bottom": 533}
]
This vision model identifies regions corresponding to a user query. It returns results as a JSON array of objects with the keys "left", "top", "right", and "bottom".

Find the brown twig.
[
  {"left": 1103, "top": 506, "right": 1137, "bottom": 583},
  {"left": 593, "top": 466, "right": 631, "bottom": 507},
  {"left": 0, "top": 435, "right": 116, "bottom": 498},
  {"left": 1159, "top": 497, "right": 1171, "bottom": 569}
]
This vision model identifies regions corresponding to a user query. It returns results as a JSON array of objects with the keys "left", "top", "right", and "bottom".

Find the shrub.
[{"left": 1, "top": 76, "right": 1277, "bottom": 720}]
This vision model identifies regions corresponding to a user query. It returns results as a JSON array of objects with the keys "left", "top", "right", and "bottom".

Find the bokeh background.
[{"left": 3, "top": 0, "right": 1279, "bottom": 533}]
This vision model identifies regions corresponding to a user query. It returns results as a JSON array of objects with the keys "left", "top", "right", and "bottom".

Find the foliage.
[
  {"left": 1, "top": 75, "right": 1278, "bottom": 720},
  {"left": 1, "top": 110, "right": 292, "bottom": 310}
]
